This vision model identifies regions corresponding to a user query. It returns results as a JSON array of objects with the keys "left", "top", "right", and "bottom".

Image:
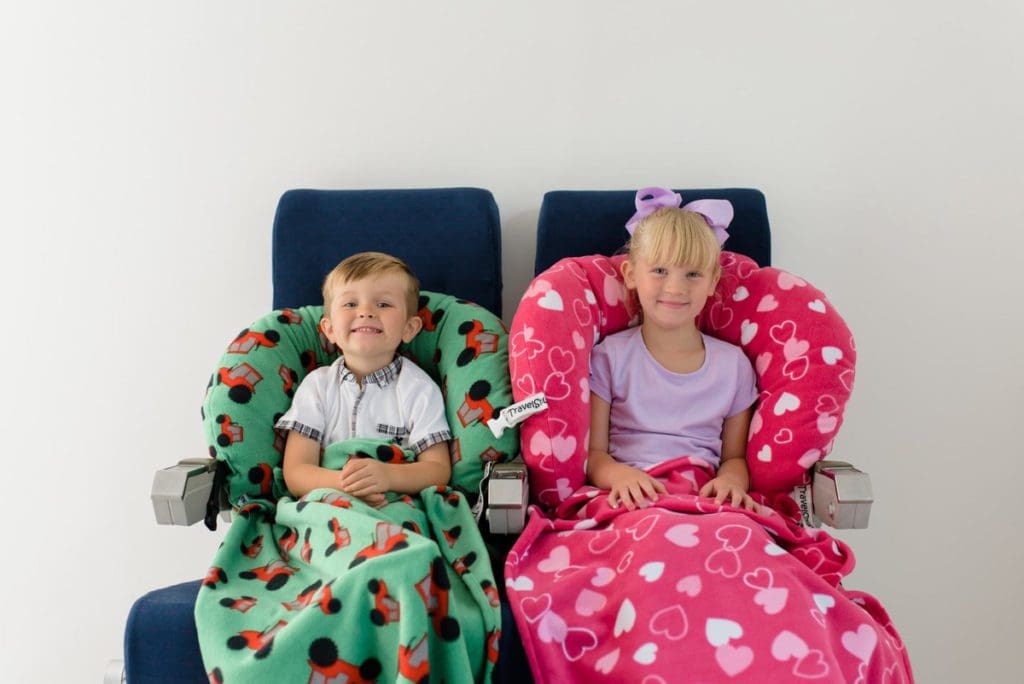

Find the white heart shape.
[
  {"left": 639, "top": 561, "right": 665, "bottom": 582},
  {"left": 822, "top": 346, "right": 843, "bottom": 365},
  {"left": 506, "top": 575, "right": 534, "bottom": 591},
  {"left": 732, "top": 286, "right": 749, "bottom": 302},
  {"left": 575, "top": 588, "right": 607, "bottom": 617},
  {"left": 705, "top": 618, "right": 743, "bottom": 647},
  {"left": 595, "top": 648, "right": 619, "bottom": 675},
  {"left": 808, "top": 299, "right": 826, "bottom": 313},
  {"left": 813, "top": 593, "right": 835, "bottom": 614},
  {"left": 538, "top": 610, "right": 567, "bottom": 644},
  {"left": 764, "top": 543, "right": 786, "bottom": 556},
  {"left": 773, "top": 392, "right": 801, "bottom": 416},
  {"left": 740, "top": 319, "right": 758, "bottom": 345},
  {"left": 798, "top": 449, "right": 822, "bottom": 468},
  {"left": 572, "top": 330, "right": 586, "bottom": 350},
  {"left": 817, "top": 413, "right": 838, "bottom": 434},
  {"left": 584, "top": 288, "right": 597, "bottom": 304},
  {"left": 614, "top": 599, "right": 636, "bottom": 637},
  {"left": 756, "top": 444, "right": 772, "bottom": 462},
  {"left": 537, "top": 290, "right": 564, "bottom": 311},
  {"left": 633, "top": 642, "right": 658, "bottom": 665}
]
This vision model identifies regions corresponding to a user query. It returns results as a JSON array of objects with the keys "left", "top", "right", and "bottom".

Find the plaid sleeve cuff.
[
  {"left": 410, "top": 429, "right": 452, "bottom": 455},
  {"left": 275, "top": 419, "right": 322, "bottom": 444}
]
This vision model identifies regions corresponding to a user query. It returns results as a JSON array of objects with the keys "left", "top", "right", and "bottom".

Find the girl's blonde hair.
[
  {"left": 322, "top": 252, "right": 420, "bottom": 315},
  {"left": 626, "top": 207, "right": 722, "bottom": 275}
]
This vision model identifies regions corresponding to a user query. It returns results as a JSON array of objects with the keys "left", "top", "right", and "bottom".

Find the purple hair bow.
[{"left": 625, "top": 186, "right": 734, "bottom": 246}]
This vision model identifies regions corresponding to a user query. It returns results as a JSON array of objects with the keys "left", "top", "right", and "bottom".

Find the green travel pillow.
[{"left": 201, "top": 292, "right": 518, "bottom": 507}]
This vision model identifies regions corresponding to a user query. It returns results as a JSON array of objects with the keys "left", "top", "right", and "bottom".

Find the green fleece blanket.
[{"left": 195, "top": 439, "right": 500, "bottom": 683}]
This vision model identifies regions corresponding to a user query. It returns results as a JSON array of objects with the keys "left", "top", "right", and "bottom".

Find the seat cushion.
[{"left": 124, "top": 581, "right": 206, "bottom": 684}]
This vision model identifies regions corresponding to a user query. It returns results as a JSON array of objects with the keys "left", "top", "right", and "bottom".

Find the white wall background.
[{"left": 2, "top": 1, "right": 1021, "bottom": 681}]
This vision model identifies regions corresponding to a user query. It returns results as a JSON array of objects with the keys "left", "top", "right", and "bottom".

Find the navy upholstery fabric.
[
  {"left": 535, "top": 188, "right": 771, "bottom": 275},
  {"left": 273, "top": 188, "right": 504, "bottom": 317},
  {"left": 125, "top": 580, "right": 206, "bottom": 684}
]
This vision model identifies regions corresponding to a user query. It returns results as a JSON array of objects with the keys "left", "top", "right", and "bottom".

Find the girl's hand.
[
  {"left": 699, "top": 476, "right": 759, "bottom": 511},
  {"left": 339, "top": 458, "right": 390, "bottom": 498},
  {"left": 606, "top": 463, "right": 667, "bottom": 511},
  {"left": 361, "top": 492, "right": 388, "bottom": 509}
]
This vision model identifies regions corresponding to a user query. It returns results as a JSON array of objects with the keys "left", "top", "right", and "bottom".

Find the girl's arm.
[
  {"left": 338, "top": 441, "right": 451, "bottom": 496},
  {"left": 587, "top": 393, "right": 666, "bottom": 510},
  {"left": 698, "top": 406, "right": 757, "bottom": 510}
]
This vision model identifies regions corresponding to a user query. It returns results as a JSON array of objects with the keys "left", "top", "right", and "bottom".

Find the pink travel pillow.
[{"left": 509, "top": 251, "right": 856, "bottom": 508}]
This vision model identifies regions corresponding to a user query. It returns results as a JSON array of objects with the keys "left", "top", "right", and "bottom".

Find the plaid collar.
[{"left": 337, "top": 356, "right": 403, "bottom": 387}]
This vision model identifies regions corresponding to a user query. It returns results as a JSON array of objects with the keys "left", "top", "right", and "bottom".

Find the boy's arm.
[
  {"left": 282, "top": 432, "right": 339, "bottom": 498},
  {"left": 338, "top": 441, "right": 452, "bottom": 497}
]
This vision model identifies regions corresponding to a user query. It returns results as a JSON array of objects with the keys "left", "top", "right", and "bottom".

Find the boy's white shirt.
[{"left": 275, "top": 356, "right": 452, "bottom": 455}]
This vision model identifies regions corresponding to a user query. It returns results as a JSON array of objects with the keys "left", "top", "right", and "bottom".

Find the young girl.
[{"left": 587, "top": 187, "right": 759, "bottom": 511}]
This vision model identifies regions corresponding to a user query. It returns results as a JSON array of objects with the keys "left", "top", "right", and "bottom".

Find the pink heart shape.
[
  {"left": 676, "top": 574, "right": 702, "bottom": 597},
  {"left": 755, "top": 352, "right": 773, "bottom": 375},
  {"left": 754, "top": 587, "right": 789, "bottom": 615},
  {"left": 520, "top": 594, "right": 551, "bottom": 623},
  {"left": 841, "top": 624, "right": 878, "bottom": 664},
  {"left": 782, "top": 356, "right": 809, "bottom": 381},
  {"left": 705, "top": 548, "right": 740, "bottom": 578},
  {"left": 649, "top": 605, "right": 689, "bottom": 640},
  {"left": 715, "top": 644, "right": 754, "bottom": 676},
  {"left": 816, "top": 413, "right": 838, "bottom": 434},
  {"left": 815, "top": 395, "right": 840, "bottom": 415},
  {"left": 777, "top": 272, "right": 807, "bottom": 290},
  {"left": 794, "top": 650, "right": 831, "bottom": 678},
  {"left": 757, "top": 294, "right": 779, "bottom": 312},
  {"left": 771, "top": 630, "right": 809, "bottom": 661},
  {"left": 548, "top": 346, "right": 575, "bottom": 375},
  {"left": 773, "top": 428, "right": 793, "bottom": 444},
  {"left": 562, "top": 627, "right": 598, "bottom": 661},
  {"left": 575, "top": 588, "right": 607, "bottom": 617},
  {"left": 665, "top": 523, "right": 700, "bottom": 547},
  {"left": 543, "top": 372, "right": 571, "bottom": 401},
  {"left": 782, "top": 337, "right": 809, "bottom": 361},
  {"left": 587, "top": 528, "right": 621, "bottom": 555},
  {"left": 769, "top": 320, "right": 797, "bottom": 345},
  {"left": 573, "top": 298, "right": 593, "bottom": 327},
  {"left": 538, "top": 545, "right": 571, "bottom": 573},
  {"left": 715, "top": 524, "right": 752, "bottom": 551},
  {"left": 708, "top": 302, "right": 734, "bottom": 331}
]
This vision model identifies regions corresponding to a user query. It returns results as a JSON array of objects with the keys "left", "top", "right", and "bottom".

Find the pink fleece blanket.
[{"left": 506, "top": 457, "right": 913, "bottom": 682}]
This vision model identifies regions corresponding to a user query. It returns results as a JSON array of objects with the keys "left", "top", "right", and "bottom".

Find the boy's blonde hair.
[
  {"left": 627, "top": 207, "right": 722, "bottom": 276},
  {"left": 322, "top": 252, "right": 420, "bottom": 316}
]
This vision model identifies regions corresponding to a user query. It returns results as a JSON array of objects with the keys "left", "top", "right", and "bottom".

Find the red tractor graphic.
[
  {"left": 349, "top": 522, "right": 409, "bottom": 568},
  {"left": 398, "top": 635, "right": 430, "bottom": 684},
  {"left": 277, "top": 309, "right": 302, "bottom": 325},
  {"left": 282, "top": 579, "right": 340, "bottom": 615},
  {"left": 227, "top": 328, "right": 280, "bottom": 354},
  {"left": 367, "top": 578, "right": 400, "bottom": 626},
  {"left": 214, "top": 414, "right": 243, "bottom": 447},
  {"left": 239, "top": 559, "right": 298, "bottom": 591},
  {"left": 240, "top": 534, "right": 263, "bottom": 559},
  {"left": 279, "top": 364, "right": 299, "bottom": 397},
  {"left": 226, "top": 619, "right": 287, "bottom": 660},
  {"left": 456, "top": 380, "right": 496, "bottom": 427},
  {"left": 218, "top": 363, "right": 263, "bottom": 404},
  {"left": 417, "top": 296, "right": 444, "bottom": 332},
  {"left": 415, "top": 557, "right": 461, "bottom": 641},
  {"left": 218, "top": 596, "right": 257, "bottom": 613},
  {"left": 325, "top": 518, "right": 352, "bottom": 557},
  {"left": 307, "top": 638, "right": 381, "bottom": 684},
  {"left": 202, "top": 566, "right": 227, "bottom": 589},
  {"left": 457, "top": 319, "right": 499, "bottom": 366}
]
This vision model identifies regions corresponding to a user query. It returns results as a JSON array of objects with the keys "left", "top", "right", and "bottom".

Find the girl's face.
[{"left": 621, "top": 254, "right": 718, "bottom": 332}]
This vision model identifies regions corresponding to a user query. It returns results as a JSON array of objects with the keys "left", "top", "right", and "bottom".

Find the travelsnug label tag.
[{"left": 486, "top": 393, "right": 548, "bottom": 438}]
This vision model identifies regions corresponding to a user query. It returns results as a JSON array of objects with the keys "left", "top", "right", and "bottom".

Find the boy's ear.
[{"left": 402, "top": 314, "right": 423, "bottom": 343}]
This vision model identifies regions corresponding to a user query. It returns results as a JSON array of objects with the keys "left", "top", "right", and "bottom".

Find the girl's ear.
[
  {"left": 620, "top": 259, "right": 636, "bottom": 289},
  {"left": 402, "top": 314, "right": 424, "bottom": 344}
]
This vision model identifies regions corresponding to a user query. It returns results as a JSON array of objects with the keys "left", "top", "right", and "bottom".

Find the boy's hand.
[
  {"left": 699, "top": 475, "right": 758, "bottom": 511},
  {"left": 606, "top": 463, "right": 667, "bottom": 511},
  {"left": 338, "top": 458, "right": 390, "bottom": 498}
]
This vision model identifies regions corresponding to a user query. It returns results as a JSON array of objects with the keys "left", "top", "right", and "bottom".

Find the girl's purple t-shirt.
[{"left": 589, "top": 326, "right": 758, "bottom": 470}]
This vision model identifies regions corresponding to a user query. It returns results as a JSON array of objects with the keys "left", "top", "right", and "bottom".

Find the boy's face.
[{"left": 321, "top": 272, "right": 422, "bottom": 371}]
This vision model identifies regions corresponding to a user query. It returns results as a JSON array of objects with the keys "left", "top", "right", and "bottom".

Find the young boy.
[{"left": 277, "top": 252, "right": 452, "bottom": 506}]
